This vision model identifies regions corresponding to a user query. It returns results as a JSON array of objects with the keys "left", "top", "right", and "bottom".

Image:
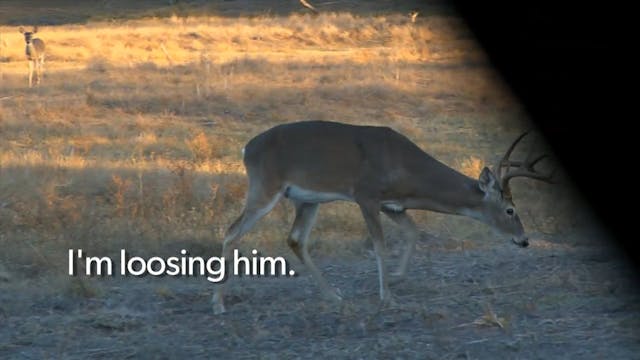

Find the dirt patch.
[{"left": 2, "top": 230, "right": 638, "bottom": 358}]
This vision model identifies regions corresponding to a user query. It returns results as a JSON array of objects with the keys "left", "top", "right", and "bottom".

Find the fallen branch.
[
  {"left": 300, "top": 0, "right": 318, "bottom": 13},
  {"left": 160, "top": 43, "right": 174, "bottom": 66}
]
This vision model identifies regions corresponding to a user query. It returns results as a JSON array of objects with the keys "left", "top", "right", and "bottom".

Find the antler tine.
[
  {"left": 499, "top": 154, "right": 549, "bottom": 169},
  {"left": 501, "top": 166, "right": 556, "bottom": 184},
  {"left": 500, "top": 132, "right": 556, "bottom": 190},
  {"left": 529, "top": 153, "right": 549, "bottom": 168},
  {"left": 494, "top": 131, "right": 530, "bottom": 180}
]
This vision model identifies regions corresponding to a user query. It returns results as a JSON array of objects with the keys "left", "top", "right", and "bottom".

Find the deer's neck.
[
  {"left": 402, "top": 164, "right": 487, "bottom": 218},
  {"left": 449, "top": 179, "right": 488, "bottom": 221}
]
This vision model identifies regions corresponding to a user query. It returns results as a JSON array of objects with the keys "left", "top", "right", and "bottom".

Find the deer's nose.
[{"left": 513, "top": 237, "right": 529, "bottom": 247}]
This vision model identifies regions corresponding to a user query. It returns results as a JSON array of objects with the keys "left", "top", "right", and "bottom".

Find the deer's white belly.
[
  {"left": 381, "top": 201, "right": 405, "bottom": 212},
  {"left": 284, "top": 185, "right": 352, "bottom": 203}
]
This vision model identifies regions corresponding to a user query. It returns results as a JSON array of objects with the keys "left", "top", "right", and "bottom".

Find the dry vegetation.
[
  {"left": 2, "top": 2, "right": 634, "bottom": 358},
  {"left": 0, "top": 5, "right": 577, "bottom": 282}
]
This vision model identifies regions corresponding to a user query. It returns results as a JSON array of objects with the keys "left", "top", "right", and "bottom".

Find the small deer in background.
[
  {"left": 409, "top": 10, "right": 420, "bottom": 23},
  {"left": 19, "top": 26, "right": 46, "bottom": 87}
]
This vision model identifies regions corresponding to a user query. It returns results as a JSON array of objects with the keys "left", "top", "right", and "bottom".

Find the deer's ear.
[
  {"left": 19, "top": 26, "right": 25, "bottom": 34},
  {"left": 33, "top": 26, "right": 38, "bottom": 33},
  {"left": 478, "top": 167, "right": 499, "bottom": 194}
]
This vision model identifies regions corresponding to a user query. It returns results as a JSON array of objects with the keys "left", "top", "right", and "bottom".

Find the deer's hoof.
[
  {"left": 212, "top": 302, "right": 226, "bottom": 315},
  {"left": 323, "top": 288, "right": 343, "bottom": 302}
]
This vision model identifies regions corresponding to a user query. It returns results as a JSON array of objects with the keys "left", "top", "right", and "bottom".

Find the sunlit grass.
[
  {"left": 1, "top": 13, "right": 446, "bottom": 70},
  {"left": 0, "top": 11, "right": 577, "bottom": 281}
]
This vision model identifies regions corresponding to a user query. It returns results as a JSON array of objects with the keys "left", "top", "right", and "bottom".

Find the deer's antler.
[{"left": 495, "top": 131, "right": 556, "bottom": 199}]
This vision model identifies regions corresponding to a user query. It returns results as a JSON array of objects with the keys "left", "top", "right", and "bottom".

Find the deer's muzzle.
[{"left": 513, "top": 236, "right": 529, "bottom": 248}]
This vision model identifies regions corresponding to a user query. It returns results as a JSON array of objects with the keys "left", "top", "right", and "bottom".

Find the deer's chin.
[{"left": 512, "top": 237, "right": 529, "bottom": 248}]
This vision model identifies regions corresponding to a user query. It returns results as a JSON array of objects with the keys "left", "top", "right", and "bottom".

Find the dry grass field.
[{"left": 1, "top": 1, "right": 638, "bottom": 358}]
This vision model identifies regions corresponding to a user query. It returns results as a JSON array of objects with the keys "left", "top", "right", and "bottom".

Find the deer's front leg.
[
  {"left": 382, "top": 209, "right": 419, "bottom": 278},
  {"left": 357, "top": 198, "right": 393, "bottom": 305}
]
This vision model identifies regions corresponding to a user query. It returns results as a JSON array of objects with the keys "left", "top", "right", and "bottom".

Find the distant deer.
[
  {"left": 211, "top": 121, "right": 555, "bottom": 314},
  {"left": 409, "top": 10, "right": 420, "bottom": 23},
  {"left": 19, "top": 26, "right": 45, "bottom": 87}
]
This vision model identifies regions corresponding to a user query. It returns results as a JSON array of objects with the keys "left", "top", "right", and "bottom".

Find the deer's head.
[
  {"left": 19, "top": 26, "right": 38, "bottom": 45},
  {"left": 476, "top": 132, "right": 555, "bottom": 247}
]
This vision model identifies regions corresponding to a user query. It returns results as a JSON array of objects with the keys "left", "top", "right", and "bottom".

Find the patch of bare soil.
[{"left": 2, "top": 231, "right": 639, "bottom": 359}]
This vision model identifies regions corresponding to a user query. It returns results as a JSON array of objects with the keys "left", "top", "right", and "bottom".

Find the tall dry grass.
[{"left": 0, "top": 11, "right": 579, "bottom": 286}]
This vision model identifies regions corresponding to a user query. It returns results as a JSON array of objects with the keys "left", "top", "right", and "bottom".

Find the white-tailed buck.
[
  {"left": 19, "top": 26, "right": 45, "bottom": 87},
  {"left": 212, "top": 121, "right": 554, "bottom": 314}
]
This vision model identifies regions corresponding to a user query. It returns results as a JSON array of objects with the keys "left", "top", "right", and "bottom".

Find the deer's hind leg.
[
  {"left": 35, "top": 56, "right": 44, "bottom": 85},
  {"left": 28, "top": 60, "right": 34, "bottom": 87},
  {"left": 286, "top": 201, "right": 342, "bottom": 302},
  {"left": 212, "top": 180, "right": 283, "bottom": 314}
]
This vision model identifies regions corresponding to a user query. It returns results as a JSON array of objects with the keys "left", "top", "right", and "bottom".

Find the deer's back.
[
  {"left": 241, "top": 121, "right": 443, "bottom": 194},
  {"left": 33, "top": 38, "right": 45, "bottom": 52}
]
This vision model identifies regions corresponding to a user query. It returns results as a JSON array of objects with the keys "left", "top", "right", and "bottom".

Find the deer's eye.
[{"left": 506, "top": 208, "right": 514, "bottom": 216}]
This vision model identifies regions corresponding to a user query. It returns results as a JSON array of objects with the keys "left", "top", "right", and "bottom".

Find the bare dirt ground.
[{"left": 2, "top": 225, "right": 639, "bottom": 359}]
